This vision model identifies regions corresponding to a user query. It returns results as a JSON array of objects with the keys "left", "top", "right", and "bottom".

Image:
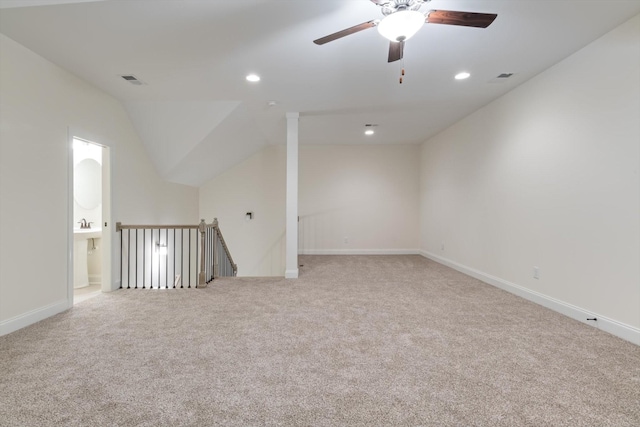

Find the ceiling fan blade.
[
  {"left": 426, "top": 10, "right": 497, "bottom": 28},
  {"left": 313, "top": 20, "right": 377, "bottom": 45},
  {"left": 388, "top": 40, "right": 404, "bottom": 63}
]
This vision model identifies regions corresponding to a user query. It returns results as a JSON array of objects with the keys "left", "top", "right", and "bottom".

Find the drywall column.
[{"left": 285, "top": 112, "right": 299, "bottom": 278}]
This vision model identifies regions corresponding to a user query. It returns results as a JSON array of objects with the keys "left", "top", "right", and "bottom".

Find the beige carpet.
[
  {"left": 1, "top": 255, "right": 638, "bottom": 426},
  {"left": 74, "top": 283, "right": 102, "bottom": 304}
]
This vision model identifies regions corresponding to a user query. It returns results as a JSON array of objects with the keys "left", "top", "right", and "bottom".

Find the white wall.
[
  {"left": 299, "top": 144, "right": 420, "bottom": 254},
  {"left": 0, "top": 34, "right": 198, "bottom": 334},
  {"left": 199, "top": 144, "right": 420, "bottom": 277},
  {"left": 419, "top": 15, "right": 640, "bottom": 341},
  {"left": 199, "top": 145, "right": 286, "bottom": 277}
]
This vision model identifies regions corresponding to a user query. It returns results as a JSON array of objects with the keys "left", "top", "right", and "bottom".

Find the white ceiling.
[{"left": 1, "top": 0, "right": 639, "bottom": 186}]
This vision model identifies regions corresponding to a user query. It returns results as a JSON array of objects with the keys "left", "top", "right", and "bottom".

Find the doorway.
[{"left": 70, "top": 136, "right": 112, "bottom": 305}]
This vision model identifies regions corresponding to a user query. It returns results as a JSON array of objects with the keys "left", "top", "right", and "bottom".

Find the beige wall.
[
  {"left": 0, "top": 34, "right": 198, "bottom": 333},
  {"left": 199, "top": 144, "right": 421, "bottom": 276},
  {"left": 419, "top": 15, "right": 640, "bottom": 335},
  {"left": 199, "top": 145, "right": 286, "bottom": 277},
  {"left": 299, "top": 144, "right": 420, "bottom": 254}
]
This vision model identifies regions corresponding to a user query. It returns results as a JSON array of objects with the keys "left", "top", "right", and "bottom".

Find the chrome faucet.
[{"left": 78, "top": 218, "right": 93, "bottom": 229}]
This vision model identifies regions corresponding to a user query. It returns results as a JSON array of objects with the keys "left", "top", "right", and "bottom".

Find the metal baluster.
[
  {"left": 170, "top": 229, "right": 173, "bottom": 288},
  {"left": 134, "top": 229, "right": 139, "bottom": 289},
  {"left": 196, "top": 226, "right": 199, "bottom": 288},
  {"left": 206, "top": 227, "right": 209, "bottom": 282},
  {"left": 150, "top": 229, "right": 154, "bottom": 289},
  {"left": 172, "top": 229, "right": 176, "bottom": 289},
  {"left": 188, "top": 229, "right": 191, "bottom": 288},
  {"left": 142, "top": 229, "right": 146, "bottom": 289},
  {"left": 119, "top": 227, "right": 123, "bottom": 288},
  {"left": 165, "top": 229, "right": 168, "bottom": 289},
  {"left": 125, "top": 229, "right": 129, "bottom": 288},
  {"left": 158, "top": 228, "right": 162, "bottom": 289},
  {"left": 149, "top": 229, "right": 152, "bottom": 289}
]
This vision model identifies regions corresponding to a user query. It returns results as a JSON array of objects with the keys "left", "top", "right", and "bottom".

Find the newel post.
[
  {"left": 213, "top": 218, "right": 219, "bottom": 278},
  {"left": 198, "top": 219, "right": 207, "bottom": 288}
]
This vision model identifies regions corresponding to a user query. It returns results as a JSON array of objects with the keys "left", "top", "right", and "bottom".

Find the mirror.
[{"left": 74, "top": 158, "right": 101, "bottom": 210}]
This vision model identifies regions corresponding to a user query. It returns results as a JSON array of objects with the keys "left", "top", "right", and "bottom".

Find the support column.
[{"left": 285, "top": 112, "right": 299, "bottom": 279}]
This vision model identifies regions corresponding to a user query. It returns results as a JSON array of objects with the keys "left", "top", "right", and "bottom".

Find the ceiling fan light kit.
[{"left": 377, "top": 10, "right": 425, "bottom": 42}]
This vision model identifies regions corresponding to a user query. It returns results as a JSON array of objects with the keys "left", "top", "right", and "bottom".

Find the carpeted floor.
[{"left": 1, "top": 255, "right": 638, "bottom": 426}]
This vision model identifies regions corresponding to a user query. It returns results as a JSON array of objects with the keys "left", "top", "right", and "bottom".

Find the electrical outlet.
[
  {"left": 533, "top": 267, "right": 540, "bottom": 279},
  {"left": 441, "top": 243, "right": 445, "bottom": 251},
  {"left": 344, "top": 237, "right": 349, "bottom": 244}
]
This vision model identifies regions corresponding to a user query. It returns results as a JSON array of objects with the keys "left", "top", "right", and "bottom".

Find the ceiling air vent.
[
  {"left": 120, "top": 74, "right": 145, "bottom": 85},
  {"left": 488, "top": 72, "right": 515, "bottom": 84}
]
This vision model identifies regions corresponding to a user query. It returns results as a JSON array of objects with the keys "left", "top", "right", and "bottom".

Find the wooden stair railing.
[{"left": 116, "top": 218, "right": 237, "bottom": 289}]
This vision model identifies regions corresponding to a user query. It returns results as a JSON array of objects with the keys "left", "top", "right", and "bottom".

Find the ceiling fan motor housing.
[{"left": 378, "top": 0, "right": 427, "bottom": 17}]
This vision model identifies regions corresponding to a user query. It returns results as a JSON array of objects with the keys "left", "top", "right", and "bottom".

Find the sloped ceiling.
[
  {"left": 1, "top": 0, "right": 639, "bottom": 186},
  {"left": 124, "top": 100, "right": 241, "bottom": 184},
  {"left": 163, "top": 103, "right": 270, "bottom": 187}
]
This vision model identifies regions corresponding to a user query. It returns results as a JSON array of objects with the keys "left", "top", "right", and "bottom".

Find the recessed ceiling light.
[
  {"left": 246, "top": 74, "right": 260, "bottom": 82},
  {"left": 455, "top": 72, "right": 471, "bottom": 80},
  {"left": 365, "top": 124, "right": 377, "bottom": 135}
]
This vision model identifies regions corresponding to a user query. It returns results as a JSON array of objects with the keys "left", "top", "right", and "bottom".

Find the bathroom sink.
[
  {"left": 73, "top": 228, "right": 102, "bottom": 289},
  {"left": 74, "top": 228, "right": 102, "bottom": 239}
]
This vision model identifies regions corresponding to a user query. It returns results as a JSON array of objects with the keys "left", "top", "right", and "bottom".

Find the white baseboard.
[
  {"left": 419, "top": 250, "right": 639, "bottom": 346},
  {"left": 0, "top": 300, "right": 70, "bottom": 337},
  {"left": 285, "top": 269, "right": 299, "bottom": 279},
  {"left": 299, "top": 249, "right": 420, "bottom": 255}
]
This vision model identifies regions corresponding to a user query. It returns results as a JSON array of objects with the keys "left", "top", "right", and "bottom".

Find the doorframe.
[{"left": 67, "top": 129, "right": 113, "bottom": 307}]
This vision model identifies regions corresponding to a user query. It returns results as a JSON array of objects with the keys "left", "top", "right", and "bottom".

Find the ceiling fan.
[{"left": 314, "top": 0, "right": 497, "bottom": 63}]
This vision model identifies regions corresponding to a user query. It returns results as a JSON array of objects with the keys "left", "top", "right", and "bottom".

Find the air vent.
[
  {"left": 120, "top": 74, "right": 145, "bottom": 85},
  {"left": 488, "top": 72, "right": 516, "bottom": 84}
]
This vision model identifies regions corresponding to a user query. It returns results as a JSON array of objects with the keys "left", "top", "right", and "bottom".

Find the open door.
[{"left": 69, "top": 133, "right": 112, "bottom": 306}]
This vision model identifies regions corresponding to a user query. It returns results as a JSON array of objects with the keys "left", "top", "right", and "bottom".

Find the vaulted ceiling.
[{"left": 2, "top": 0, "right": 639, "bottom": 186}]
